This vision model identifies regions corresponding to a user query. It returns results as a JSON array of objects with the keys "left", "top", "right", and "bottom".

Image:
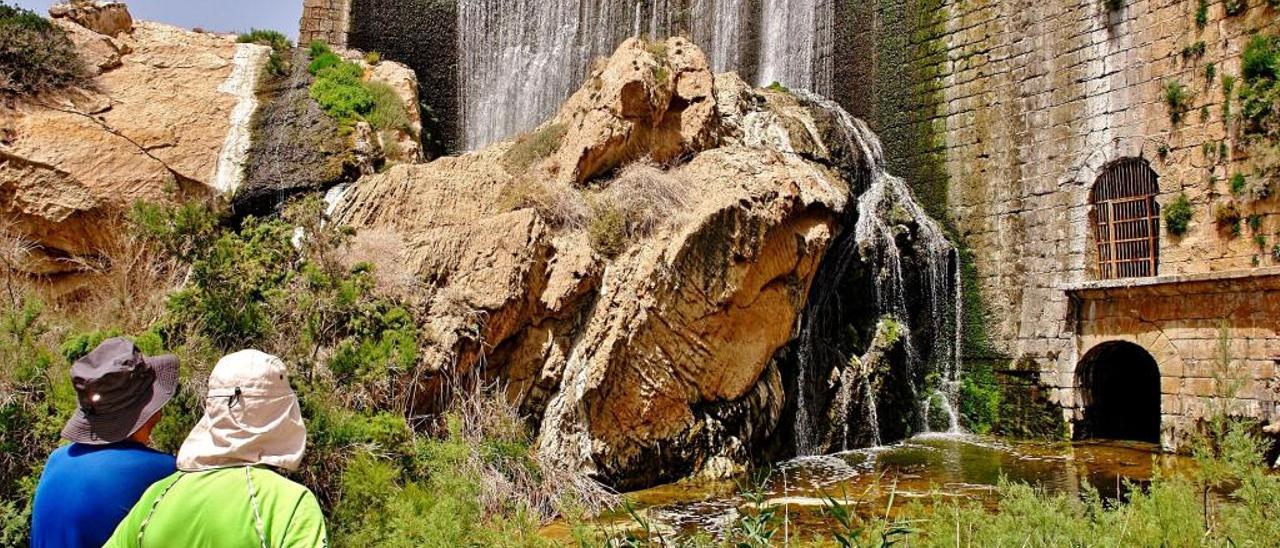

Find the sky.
[{"left": 15, "top": 0, "right": 303, "bottom": 38}]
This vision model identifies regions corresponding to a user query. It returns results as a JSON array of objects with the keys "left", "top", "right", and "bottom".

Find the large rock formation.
[
  {"left": 0, "top": 12, "right": 268, "bottom": 276},
  {"left": 332, "top": 37, "right": 953, "bottom": 488},
  {"left": 0, "top": 6, "right": 423, "bottom": 276}
]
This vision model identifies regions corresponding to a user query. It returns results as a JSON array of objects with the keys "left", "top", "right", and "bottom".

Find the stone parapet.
[{"left": 299, "top": 0, "right": 349, "bottom": 48}]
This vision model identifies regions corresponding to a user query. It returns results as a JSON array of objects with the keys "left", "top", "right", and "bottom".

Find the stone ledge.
[{"left": 1065, "top": 267, "right": 1280, "bottom": 298}]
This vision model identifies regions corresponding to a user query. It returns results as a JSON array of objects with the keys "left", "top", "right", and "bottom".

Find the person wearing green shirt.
[{"left": 106, "top": 350, "right": 328, "bottom": 547}]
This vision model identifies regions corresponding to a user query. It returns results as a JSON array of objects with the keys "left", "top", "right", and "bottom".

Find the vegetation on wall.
[
  {"left": 1164, "top": 193, "right": 1194, "bottom": 236},
  {"left": 1239, "top": 34, "right": 1280, "bottom": 138},
  {"left": 1215, "top": 201, "right": 1243, "bottom": 236},
  {"left": 1163, "top": 80, "right": 1193, "bottom": 124},
  {"left": 0, "top": 2, "right": 88, "bottom": 96}
]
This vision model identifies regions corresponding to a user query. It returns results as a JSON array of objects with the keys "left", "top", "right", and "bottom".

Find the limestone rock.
[
  {"left": 368, "top": 58, "right": 423, "bottom": 163},
  {"left": 332, "top": 39, "right": 873, "bottom": 488},
  {"left": 0, "top": 22, "right": 267, "bottom": 276},
  {"left": 52, "top": 19, "right": 130, "bottom": 74},
  {"left": 546, "top": 37, "right": 719, "bottom": 186},
  {"left": 49, "top": 1, "right": 133, "bottom": 37}
]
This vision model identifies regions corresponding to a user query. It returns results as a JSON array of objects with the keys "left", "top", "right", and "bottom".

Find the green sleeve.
[
  {"left": 103, "top": 474, "right": 180, "bottom": 548},
  {"left": 283, "top": 490, "right": 329, "bottom": 548}
]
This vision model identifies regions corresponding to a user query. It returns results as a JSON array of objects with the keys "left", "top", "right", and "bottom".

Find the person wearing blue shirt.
[{"left": 29, "top": 338, "right": 180, "bottom": 548}]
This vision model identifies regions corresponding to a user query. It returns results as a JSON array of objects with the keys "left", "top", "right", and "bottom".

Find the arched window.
[{"left": 1091, "top": 158, "right": 1160, "bottom": 279}]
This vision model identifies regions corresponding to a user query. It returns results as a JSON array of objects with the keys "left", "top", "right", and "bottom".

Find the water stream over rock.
[{"left": 787, "top": 91, "right": 961, "bottom": 457}]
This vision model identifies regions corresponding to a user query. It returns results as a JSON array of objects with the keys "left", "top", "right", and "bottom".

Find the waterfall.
[
  {"left": 759, "top": 0, "right": 834, "bottom": 96},
  {"left": 455, "top": 0, "right": 835, "bottom": 150},
  {"left": 790, "top": 91, "right": 961, "bottom": 455}
]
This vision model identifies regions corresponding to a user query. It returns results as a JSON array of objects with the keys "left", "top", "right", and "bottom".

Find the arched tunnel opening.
[{"left": 1075, "top": 341, "right": 1161, "bottom": 443}]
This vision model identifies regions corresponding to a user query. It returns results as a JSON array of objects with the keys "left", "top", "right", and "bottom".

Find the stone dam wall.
[{"left": 864, "top": 0, "right": 1280, "bottom": 444}]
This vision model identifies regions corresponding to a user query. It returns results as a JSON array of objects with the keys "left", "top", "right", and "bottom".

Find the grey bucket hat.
[{"left": 61, "top": 337, "right": 179, "bottom": 445}]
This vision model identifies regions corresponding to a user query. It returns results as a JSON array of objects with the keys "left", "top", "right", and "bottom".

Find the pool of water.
[{"left": 545, "top": 434, "right": 1194, "bottom": 539}]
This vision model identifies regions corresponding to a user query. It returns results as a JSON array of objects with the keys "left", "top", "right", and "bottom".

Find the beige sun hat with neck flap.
[{"left": 177, "top": 350, "right": 306, "bottom": 472}]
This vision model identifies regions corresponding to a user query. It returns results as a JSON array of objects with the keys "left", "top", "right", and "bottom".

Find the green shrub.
[
  {"left": 310, "top": 62, "right": 375, "bottom": 128},
  {"left": 309, "top": 40, "right": 332, "bottom": 58},
  {"left": 958, "top": 362, "right": 999, "bottom": 434},
  {"left": 59, "top": 328, "right": 122, "bottom": 362},
  {"left": 1163, "top": 80, "right": 1192, "bottom": 124},
  {"left": 502, "top": 123, "right": 567, "bottom": 173},
  {"left": 1163, "top": 193, "right": 1193, "bottom": 236},
  {"left": 364, "top": 81, "right": 410, "bottom": 132},
  {"left": 1205, "top": 62, "right": 1216, "bottom": 83},
  {"left": 1239, "top": 34, "right": 1280, "bottom": 136},
  {"left": 306, "top": 42, "right": 410, "bottom": 134},
  {"left": 0, "top": 2, "right": 89, "bottom": 95},
  {"left": 1230, "top": 172, "right": 1248, "bottom": 195},
  {"left": 237, "top": 28, "right": 292, "bottom": 77},
  {"left": 1195, "top": 0, "right": 1208, "bottom": 28},
  {"left": 1182, "top": 40, "right": 1206, "bottom": 59},
  {"left": 308, "top": 51, "right": 342, "bottom": 76}
]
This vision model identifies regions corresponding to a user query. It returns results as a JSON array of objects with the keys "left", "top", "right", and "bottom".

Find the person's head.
[
  {"left": 62, "top": 338, "right": 179, "bottom": 446},
  {"left": 176, "top": 350, "right": 305, "bottom": 472}
]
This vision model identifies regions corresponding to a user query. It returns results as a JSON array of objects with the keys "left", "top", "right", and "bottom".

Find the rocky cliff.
[
  {"left": 333, "top": 37, "right": 955, "bottom": 488},
  {"left": 0, "top": 4, "right": 422, "bottom": 278},
  {"left": 0, "top": 17, "right": 265, "bottom": 276}
]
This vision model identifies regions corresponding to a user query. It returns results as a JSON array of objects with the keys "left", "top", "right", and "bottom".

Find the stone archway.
[{"left": 1074, "top": 341, "right": 1161, "bottom": 443}]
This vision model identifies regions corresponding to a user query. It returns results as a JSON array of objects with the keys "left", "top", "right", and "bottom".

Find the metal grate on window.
[{"left": 1090, "top": 158, "right": 1160, "bottom": 280}]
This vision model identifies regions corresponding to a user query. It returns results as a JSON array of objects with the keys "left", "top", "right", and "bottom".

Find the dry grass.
[
  {"left": 0, "top": 219, "right": 36, "bottom": 308},
  {"left": 342, "top": 228, "right": 421, "bottom": 300},
  {"left": 0, "top": 216, "right": 182, "bottom": 332},
  {"left": 500, "top": 176, "right": 591, "bottom": 230},
  {"left": 501, "top": 159, "right": 689, "bottom": 257},
  {"left": 587, "top": 159, "right": 689, "bottom": 256},
  {"left": 448, "top": 381, "right": 619, "bottom": 523},
  {"left": 502, "top": 123, "right": 568, "bottom": 174},
  {"left": 60, "top": 221, "right": 186, "bottom": 333}
]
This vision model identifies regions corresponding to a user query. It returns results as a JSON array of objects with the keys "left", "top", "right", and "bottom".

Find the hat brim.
[{"left": 61, "top": 355, "right": 179, "bottom": 445}]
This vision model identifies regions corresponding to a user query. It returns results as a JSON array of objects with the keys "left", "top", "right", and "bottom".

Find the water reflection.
[{"left": 589, "top": 434, "right": 1189, "bottom": 537}]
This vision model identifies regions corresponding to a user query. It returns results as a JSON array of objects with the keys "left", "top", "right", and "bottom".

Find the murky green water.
[{"left": 545, "top": 434, "right": 1193, "bottom": 539}]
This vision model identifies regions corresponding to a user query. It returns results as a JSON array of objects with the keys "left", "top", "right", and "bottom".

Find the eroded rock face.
[
  {"left": 0, "top": 21, "right": 267, "bottom": 276},
  {"left": 332, "top": 38, "right": 880, "bottom": 487},
  {"left": 49, "top": 1, "right": 133, "bottom": 37},
  {"left": 547, "top": 37, "right": 719, "bottom": 186}
]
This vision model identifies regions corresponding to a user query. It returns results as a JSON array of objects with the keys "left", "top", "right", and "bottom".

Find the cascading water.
[
  {"left": 456, "top": 0, "right": 834, "bottom": 149},
  {"left": 789, "top": 92, "right": 962, "bottom": 456},
  {"left": 759, "top": 0, "right": 834, "bottom": 95}
]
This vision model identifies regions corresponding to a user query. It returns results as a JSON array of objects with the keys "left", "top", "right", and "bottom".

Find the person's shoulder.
[
  {"left": 249, "top": 467, "right": 316, "bottom": 499},
  {"left": 116, "top": 443, "right": 177, "bottom": 471},
  {"left": 46, "top": 442, "right": 73, "bottom": 462}
]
